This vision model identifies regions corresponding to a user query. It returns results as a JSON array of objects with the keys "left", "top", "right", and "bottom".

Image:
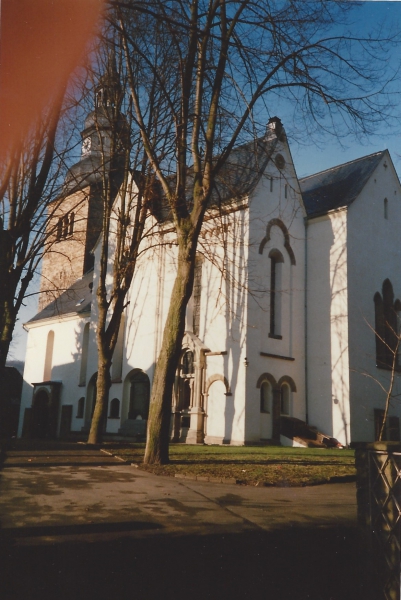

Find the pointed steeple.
[
  {"left": 95, "top": 46, "right": 122, "bottom": 110},
  {"left": 64, "top": 45, "right": 129, "bottom": 192}
]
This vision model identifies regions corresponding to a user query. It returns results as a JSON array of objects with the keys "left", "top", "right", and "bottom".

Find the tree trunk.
[
  {"left": 0, "top": 317, "right": 15, "bottom": 369},
  {"left": 144, "top": 240, "right": 196, "bottom": 464},
  {"left": 0, "top": 284, "right": 17, "bottom": 370},
  {"left": 0, "top": 314, "right": 14, "bottom": 370},
  {"left": 87, "top": 351, "right": 111, "bottom": 444}
]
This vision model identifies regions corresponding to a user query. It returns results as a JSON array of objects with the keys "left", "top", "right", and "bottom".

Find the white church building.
[{"left": 17, "top": 78, "right": 401, "bottom": 447}]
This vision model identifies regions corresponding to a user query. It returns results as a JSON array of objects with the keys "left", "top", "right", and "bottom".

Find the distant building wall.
[
  {"left": 347, "top": 154, "right": 401, "bottom": 442},
  {"left": 306, "top": 209, "right": 350, "bottom": 445}
]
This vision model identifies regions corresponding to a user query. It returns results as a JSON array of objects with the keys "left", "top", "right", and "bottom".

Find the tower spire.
[{"left": 95, "top": 45, "right": 122, "bottom": 110}]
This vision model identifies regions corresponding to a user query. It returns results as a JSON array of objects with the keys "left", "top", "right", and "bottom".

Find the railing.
[{"left": 355, "top": 443, "right": 401, "bottom": 600}]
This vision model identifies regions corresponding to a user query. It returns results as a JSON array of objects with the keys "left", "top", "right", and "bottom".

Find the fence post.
[{"left": 355, "top": 442, "right": 401, "bottom": 600}]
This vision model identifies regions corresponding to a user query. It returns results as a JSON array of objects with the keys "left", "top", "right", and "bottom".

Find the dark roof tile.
[{"left": 300, "top": 151, "right": 386, "bottom": 218}]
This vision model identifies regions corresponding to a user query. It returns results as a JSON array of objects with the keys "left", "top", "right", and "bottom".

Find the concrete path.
[
  {"left": 0, "top": 448, "right": 356, "bottom": 542},
  {"left": 0, "top": 448, "right": 361, "bottom": 600}
]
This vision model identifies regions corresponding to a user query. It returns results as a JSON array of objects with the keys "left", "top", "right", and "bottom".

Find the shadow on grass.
[{"left": 0, "top": 524, "right": 363, "bottom": 600}]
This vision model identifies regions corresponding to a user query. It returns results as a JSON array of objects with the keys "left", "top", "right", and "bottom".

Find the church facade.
[{"left": 18, "top": 85, "right": 401, "bottom": 446}]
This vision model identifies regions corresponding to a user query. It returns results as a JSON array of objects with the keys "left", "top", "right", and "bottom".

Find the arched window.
[
  {"left": 77, "top": 397, "right": 85, "bottom": 418},
  {"left": 128, "top": 372, "right": 150, "bottom": 420},
  {"left": 374, "top": 279, "right": 401, "bottom": 370},
  {"left": 182, "top": 350, "right": 194, "bottom": 375},
  {"left": 79, "top": 323, "right": 90, "bottom": 386},
  {"left": 43, "top": 330, "right": 54, "bottom": 381},
  {"left": 260, "top": 381, "right": 272, "bottom": 413},
  {"left": 109, "top": 398, "right": 120, "bottom": 419},
  {"left": 56, "top": 218, "right": 62, "bottom": 241},
  {"left": 268, "top": 249, "right": 284, "bottom": 338},
  {"left": 56, "top": 214, "right": 74, "bottom": 241},
  {"left": 62, "top": 215, "right": 69, "bottom": 238},
  {"left": 280, "top": 383, "right": 291, "bottom": 415}
]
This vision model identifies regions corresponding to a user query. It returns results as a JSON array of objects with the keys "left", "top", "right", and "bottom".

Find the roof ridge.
[{"left": 299, "top": 150, "right": 386, "bottom": 182}]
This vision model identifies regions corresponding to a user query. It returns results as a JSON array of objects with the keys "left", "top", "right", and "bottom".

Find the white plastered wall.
[
  {"left": 347, "top": 152, "right": 401, "bottom": 441},
  {"left": 245, "top": 137, "right": 306, "bottom": 442},
  {"left": 18, "top": 314, "right": 90, "bottom": 436},
  {"left": 306, "top": 209, "right": 350, "bottom": 445},
  {"left": 199, "top": 207, "right": 249, "bottom": 444}
]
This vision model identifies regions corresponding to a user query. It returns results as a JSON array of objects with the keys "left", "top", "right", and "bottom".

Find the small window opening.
[
  {"left": 260, "top": 382, "right": 271, "bottom": 413},
  {"left": 77, "top": 397, "right": 85, "bottom": 418},
  {"left": 182, "top": 350, "right": 194, "bottom": 375},
  {"left": 56, "top": 213, "right": 74, "bottom": 241},
  {"left": 384, "top": 198, "right": 388, "bottom": 219},
  {"left": 129, "top": 372, "right": 150, "bottom": 420},
  {"left": 285, "top": 184, "right": 288, "bottom": 199},
  {"left": 270, "top": 177, "right": 273, "bottom": 193},
  {"left": 109, "top": 398, "right": 120, "bottom": 419},
  {"left": 62, "top": 215, "right": 69, "bottom": 238},
  {"left": 56, "top": 219, "right": 62, "bottom": 241},
  {"left": 269, "top": 249, "right": 284, "bottom": 339},
  {"left": 280, "top": 384, "right": 290, "bottom": 415}
]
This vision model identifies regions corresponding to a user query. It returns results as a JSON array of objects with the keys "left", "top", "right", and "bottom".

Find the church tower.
[{"left": 38, "top": 53, "right": 128, "bottom": 310}]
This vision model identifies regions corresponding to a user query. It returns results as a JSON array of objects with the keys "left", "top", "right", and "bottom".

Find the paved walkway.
[
  {"left": 0, "top": 447, "right": 361, "bottom": 600},
  {"left": 0, "top": 447, "right": 356, "bottom": 541}
]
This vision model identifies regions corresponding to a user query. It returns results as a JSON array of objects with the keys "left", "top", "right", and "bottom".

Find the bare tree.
[
  {"left": 0, "top": 87, "right": 73, "bottom": 370},
  {"left": 0, "top": 0, "right": 104, "bottom": 370},
  {"left": 86, "top": 42, "right": 161, "bottom": 444},
  {"left": 108, "top": 0, "right": 401, "bottom": 463}
]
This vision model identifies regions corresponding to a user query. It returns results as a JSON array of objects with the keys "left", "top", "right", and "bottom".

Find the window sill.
[
  {"left": 260, "top": 351, "right": 294, "bottom": 361},
  {"left": 108, "top": 416, "right": 120, "bottom": 420},
  {"left": 268, "top": 333, "right": 282, "bottom": 340}
]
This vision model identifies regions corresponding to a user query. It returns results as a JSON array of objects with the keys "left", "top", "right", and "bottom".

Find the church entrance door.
[
  {"left": 32, "top": 390, "right": 50, "bottom": 439},
  {"left": 205, "top": 380, "right": 226, "bottom": 443}
]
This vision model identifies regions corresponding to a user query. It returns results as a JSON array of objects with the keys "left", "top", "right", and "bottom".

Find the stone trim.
[
  {"left": 205, "top": 374, "right": 231, "bottom": 396},
  {"left": 256, "top": 372, "right": 277, "bottom": 389},
  {"left": 260, "top": 351, "right": 294, "bottom": 361},
  {"left": 258, "top": 218, "right": 296, "bottom": 265},
  {"left": 277, "top": 375, "right": 297, "bottom": 392}
]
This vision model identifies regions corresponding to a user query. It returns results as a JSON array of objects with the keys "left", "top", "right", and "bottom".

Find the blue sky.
[
  {"left": 8, "top": 1, "right": 401, "bottom": 363},
  {"left": 291, "top": 1, "right": 401, "bottom": 178}
]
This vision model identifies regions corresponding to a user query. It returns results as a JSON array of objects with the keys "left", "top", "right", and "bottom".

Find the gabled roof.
[
  {"left": 29, "top": 269, "right": 93, "bottom": 323},
  {"left": 299, "top": 151, "right": 387, "bottom": 219},
  {"left": 154, "top": 128, "right": 281, "bottom": 222},
  {"left": 208, "top": 135, "right": 278, "bottom": 205}
]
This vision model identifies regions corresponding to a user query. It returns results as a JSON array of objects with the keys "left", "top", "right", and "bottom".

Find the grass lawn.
[{"left": 109, "top": 443, "right": 356, "bottom": 487}]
